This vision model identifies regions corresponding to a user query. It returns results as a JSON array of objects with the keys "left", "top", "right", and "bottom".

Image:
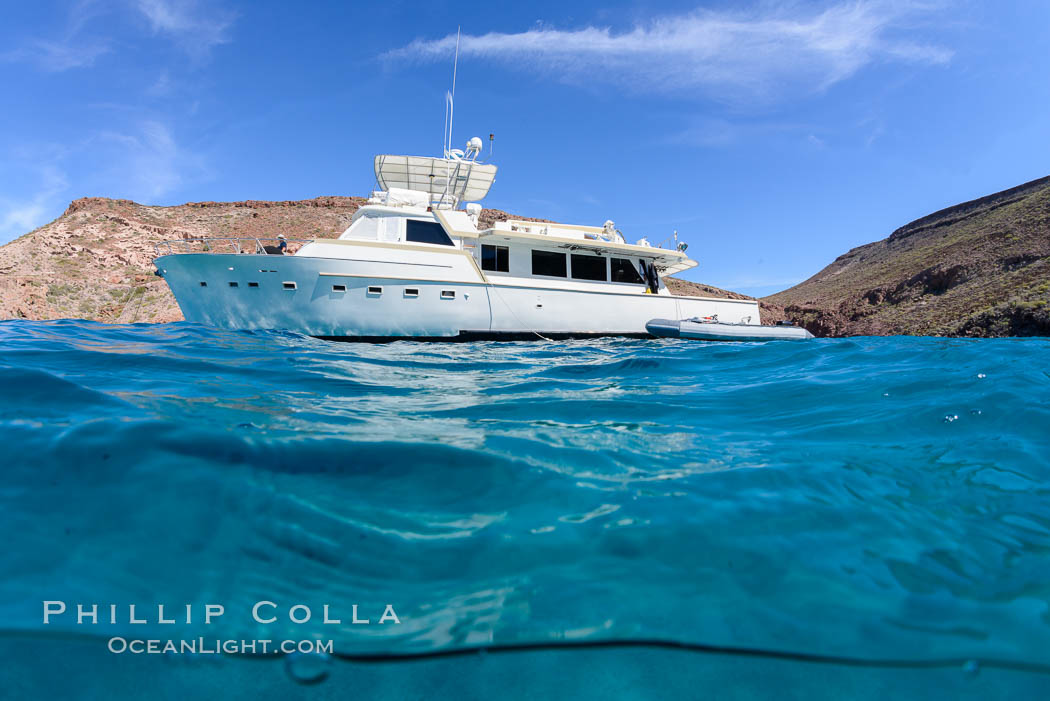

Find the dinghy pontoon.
[{"left": 647, "top": 317, "right": 814, "bottom": 342}]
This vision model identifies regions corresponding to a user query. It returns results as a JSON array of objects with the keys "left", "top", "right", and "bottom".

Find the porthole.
[
  {"left": 248, "top": 282, "right": 259, "bottom": 288},
  {"left": 367, "top": 286, "right": 383, "bottom": 295},
  {"left": 199, "top": 281, "right": 207, "bottom": 287},
  {"left": 332, "top": 284, "right": 347, "bottom": 292},
  {"left": 440, "top": 290, "right": 455, "bottom": 300},
  {"left": 404, "top": 288, "right": 419, "bottom": 298},
  {"left": 283, "top": 281, "right": 297, "bottom": 290},
  {"left": 228, "top": 282, "right": 239, "bottom": 288}
]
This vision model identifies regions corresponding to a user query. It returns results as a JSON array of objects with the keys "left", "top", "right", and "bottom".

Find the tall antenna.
[{"left": 444, "top": 27, "right": 461, "bottom": 157}]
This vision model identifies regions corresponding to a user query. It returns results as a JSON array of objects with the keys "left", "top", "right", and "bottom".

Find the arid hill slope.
[
  {"left": 0, "top": 196, "right": 748, "bottom": 324},
  {"left": 765, "top": 176, "right": 1050, "bottom": 337}
]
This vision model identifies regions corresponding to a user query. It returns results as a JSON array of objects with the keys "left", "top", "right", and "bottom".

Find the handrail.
[
  {"left": 153, "top": 236, "right": 313, "bottom": 257},
  {"left": 656, "top": 231, "right": 687, "bottom": 251}
]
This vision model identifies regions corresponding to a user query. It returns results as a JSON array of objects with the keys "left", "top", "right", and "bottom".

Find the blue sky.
[{"left": 2, "top": 1, "right": 1049, "bottom": 295}]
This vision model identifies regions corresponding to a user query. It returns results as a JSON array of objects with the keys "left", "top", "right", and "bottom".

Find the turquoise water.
[{"left": 2, "top": 320, "right": 1049, "bottom": 698}]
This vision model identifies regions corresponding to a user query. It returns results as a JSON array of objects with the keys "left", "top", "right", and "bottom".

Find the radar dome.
[{"left": 466, "top": 136, "right": 483, "bottom": 153}]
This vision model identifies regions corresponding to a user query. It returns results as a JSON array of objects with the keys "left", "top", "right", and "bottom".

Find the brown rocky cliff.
[{"left": 764, "top": 175, "right": 1050, "bottom": 337}]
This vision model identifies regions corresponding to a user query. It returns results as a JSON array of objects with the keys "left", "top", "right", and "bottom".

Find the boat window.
[
  {"left": 367, "top": 286, "right": 383, "bottom": 295},
  {"left": 248, "top": 282, "right": 259, "bottom": 288},
  {"left": 404, "top": 288, "right": 419, "bottom": 297},
  {"left": 332, "top": 284, "right": 346, "bottom": 292},
  {"left": 571, "top": 254, "right": 607, "bottom": 281},
  {"left": 228, "top": 282, "right": 239, "bottom": 288},
  {"left": 283, "top": 281, "right": 297, "bottom": 290},
  {"left": 405, "top": 219, "right": 454, "bottom": 246},
  {"left": 441, "top": 290, "right": 455, "bottom": 299},
  {"left": 481, "top": 244, "right": 509, "bottom": 272},
  {"left": 611, "top": 257, "right": 645, "bottom": 284},
  {"left": 532, "top": 250, "right": 567, "bottom": 277},
  {"left": 199, "top": 282, "right": 207, "bottom": 287}
]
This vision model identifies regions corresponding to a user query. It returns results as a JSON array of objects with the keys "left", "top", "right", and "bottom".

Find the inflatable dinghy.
[{"left": 646, "top": 317, "right": 814, "bottom": 342}]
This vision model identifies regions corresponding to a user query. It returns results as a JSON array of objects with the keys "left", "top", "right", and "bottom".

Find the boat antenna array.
[
  {"left": 440, "top": 28, "right": 487, "bottom": 165},
  {"left": 443, "top": 27, "right": 461, "bottom": 159},
  {"left": 372, "top": 28, "right": 497, "bottom": 209}
]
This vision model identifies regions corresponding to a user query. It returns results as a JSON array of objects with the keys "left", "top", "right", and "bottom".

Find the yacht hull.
[{"left": 156, "top": 253, "right": 761, "bottom": 339}]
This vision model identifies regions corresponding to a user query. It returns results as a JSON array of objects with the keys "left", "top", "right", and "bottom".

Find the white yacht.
[{"left": 154, "top": 141, "right": 760, "bottom": 340}]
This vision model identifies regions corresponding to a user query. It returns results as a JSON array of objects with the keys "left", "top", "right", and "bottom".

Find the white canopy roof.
[{"left": 374, "top": 155, "right": 497, "bottom": 203}]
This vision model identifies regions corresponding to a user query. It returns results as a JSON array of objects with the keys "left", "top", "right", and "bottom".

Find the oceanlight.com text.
[{"left": 107, "top": 637, "right": 334, "bottom": 655}]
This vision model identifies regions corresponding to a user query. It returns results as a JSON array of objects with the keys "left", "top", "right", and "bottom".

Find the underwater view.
[{"left": 2, "top": 320, "right": 1049, "bottom": 698}]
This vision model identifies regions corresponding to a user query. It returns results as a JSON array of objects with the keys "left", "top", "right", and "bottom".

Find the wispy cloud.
[
  {"left": 1, "top": 0, "right": 110, "bottom": 72},
  {"left": 135, "top": 0, "right": 235, "bottom": 59},
  {"left": 666, "top": 116, "right": 817, "bottom": 148},
  {"left": 384, "top": 1, "right": 952, "bottom": 102},
  {"left": 666, "top": 117, "right": 751, "bottom": 148},
  {"left": 96, "top": 120, "right": 206, "bottom": 201},
  {"left": 5, "top": 40, "right": 110, "bottom": 72},
  {"left": 2, "top": 1, "right": 235, "bottom": 73},
  {"left": 0, "top": 120, "right": 207, "bottom": 242},
  {"left": 147, "top": 70, "right": 173, "bottom": 97},
  {"left": 0, "top": 119, "right": 209, "bottom": 243},
  {"left": 0, "top": 159, "right": 70, "bottom": 243}
]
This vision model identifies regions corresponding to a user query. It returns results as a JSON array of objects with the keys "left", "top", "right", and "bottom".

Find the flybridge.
[
  {"left": 369, "top": 24, "right": 503, "bottom": 210},
  {"left": 374, "top": 151, "right": 497, "bottom": 207},
  {"left": 371, "top": 30, "right": 499, "bottom": 210}
]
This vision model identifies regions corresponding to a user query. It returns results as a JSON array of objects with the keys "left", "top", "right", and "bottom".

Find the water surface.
[{"left": 2, "top": 320, "right": 1049, "bottom": 698}]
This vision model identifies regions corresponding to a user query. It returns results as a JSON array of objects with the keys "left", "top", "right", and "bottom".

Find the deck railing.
[{"left": 153, "top": 237, "right": 313, "bottom": 257}]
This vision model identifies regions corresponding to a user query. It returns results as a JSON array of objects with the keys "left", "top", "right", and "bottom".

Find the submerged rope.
[
  {"left": 323, "top": 638, "right": 1050, "bottom": 676},
  {"left": 4, "top": 629, "right": 1046, "bottom": 675}
]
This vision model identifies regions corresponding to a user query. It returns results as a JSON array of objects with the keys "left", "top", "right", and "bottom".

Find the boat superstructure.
[{"left": 154, "top": 143, "right": 760, "bottom": 339}]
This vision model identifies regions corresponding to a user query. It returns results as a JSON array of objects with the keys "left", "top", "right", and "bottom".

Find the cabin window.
[
  {"left": 332, "top": 284, "right": 346, "bottom": 292},
  {"left": 248, "top": 282, "right": 259, "bottom": 288},
  {"left": 404, "top": 288, "right": 419, "bottom": 297},
  {"left": 283, "top": 281, "right": 297, "bottom": 290},
  {"left": 367, "top": 286, "right": 383, "bottom": 295},
  {"left": 481, "top": 244, "right": 509, "bottom": 272},
  {"left": 532, "top": 250, "right": 567, "bottom": 277},
  {"left": 199, "top": 282, "right": 207, "bottom": 287},
  {"left": 405, "top": 219, "right": 454, "bottom": 246},
  {"left": 228, "top": 282, "right": 239, "bottom": 288},
  {"left": 611, "top": 257, "right": 645, "bottom": 284},
  {"left": 571, "top": 254, "right": 607, "bottom": 281},
  {"left": 440, "top": 290, "right": 455, "bottom": 299}
]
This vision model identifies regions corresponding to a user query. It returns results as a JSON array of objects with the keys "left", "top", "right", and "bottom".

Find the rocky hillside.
[
  {"left": 766, "top": 176, "right": 1050, "bottom": 337},
  {"left": 0, "top": 197, "right": 745, "bottom": 323}
]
